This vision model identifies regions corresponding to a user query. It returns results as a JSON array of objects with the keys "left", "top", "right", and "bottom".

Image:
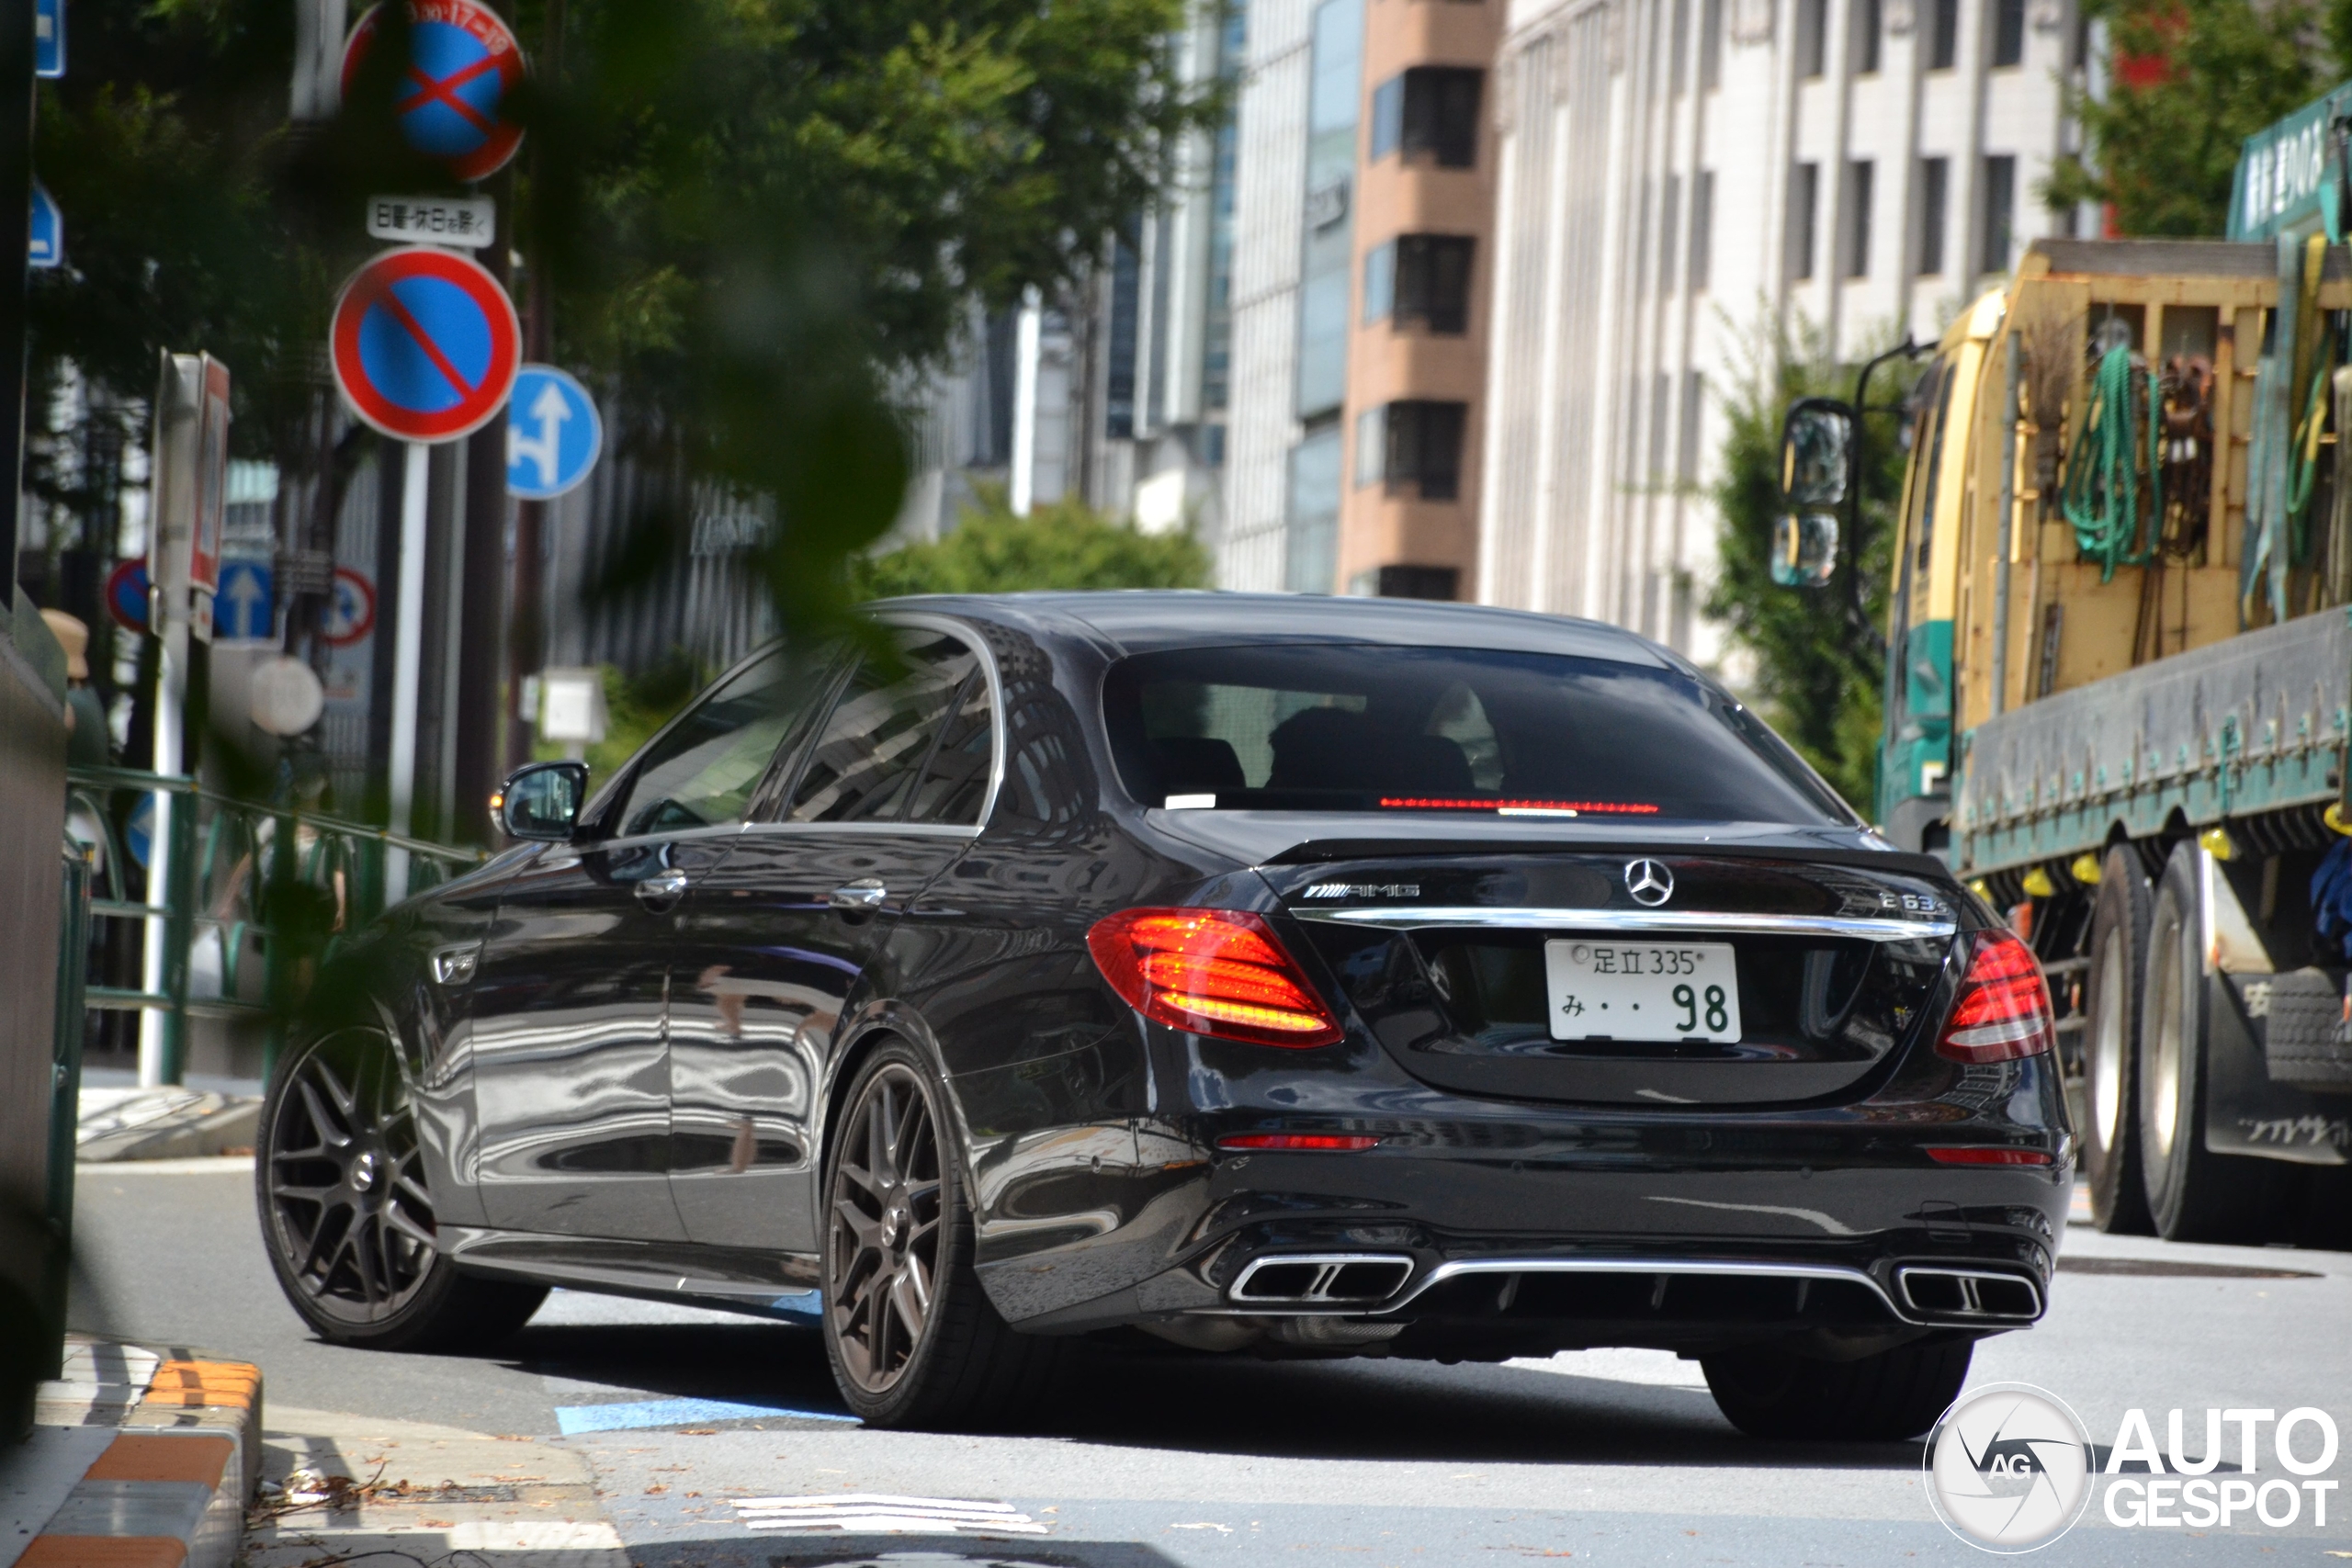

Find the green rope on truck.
[
  {"left": 2285, "top": 327, "right": 2338, "bottom": 559},
  {"left": 2062, "top": 344, "right": 2156, "bottom": 581}
]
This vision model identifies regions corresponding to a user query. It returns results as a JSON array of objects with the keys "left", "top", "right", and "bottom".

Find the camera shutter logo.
[
  {"left": 1924, "top": 1383, "right": 2094, "bottom": 1551},
  {"left": 1623, "top": 859, "right": 1675, "bottom": 907}
]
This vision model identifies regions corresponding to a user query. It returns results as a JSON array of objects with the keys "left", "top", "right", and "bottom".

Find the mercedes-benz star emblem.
[{"left": 1624, "top": 859, "right": 1674, "bottom": 907}]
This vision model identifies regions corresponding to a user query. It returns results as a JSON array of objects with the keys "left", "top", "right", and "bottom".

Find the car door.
[
  {"left": 468, "top": 645, "right": 815, "bottom": 1240},
  {"left": 665, "top": 621, "right": 998, "bottom": 1255}
]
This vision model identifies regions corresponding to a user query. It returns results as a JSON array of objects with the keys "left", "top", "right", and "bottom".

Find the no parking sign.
[
  {"left": 331, "top": 246, "right": 519, "bottom": 443},
  {"left": 343, "top": 1, "right": 526, "bottom": 182}
]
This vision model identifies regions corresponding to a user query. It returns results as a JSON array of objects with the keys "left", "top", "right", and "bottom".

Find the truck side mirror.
[
  {"left": 1774, "top": 398, "right": 1855, "bottom": 589},
  {"left": 495, "top": 761, "right": 589, "bottom": 841},
  {"left": 1771, "top": 511, "right": 1841, "bottom": 587}
]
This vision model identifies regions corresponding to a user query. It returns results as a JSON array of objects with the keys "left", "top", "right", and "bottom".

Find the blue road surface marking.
[{"left": 554, "top": 1397, "right": 858, "bottom": 1435}]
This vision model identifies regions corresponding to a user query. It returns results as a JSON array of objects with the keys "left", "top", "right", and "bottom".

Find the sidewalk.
[
  {"left": 4, "top": 1336, "right": 262, "bottom": 1568},
  {"left": 74, "top": 1077, "right": 261, "bottom": 1166}
]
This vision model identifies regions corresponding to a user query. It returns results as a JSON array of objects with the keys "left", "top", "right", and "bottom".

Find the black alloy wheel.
[
  {"left": 256, "top": 1024, "right": 544, "bottom": 1350},
  {"left": 819, "top": 1042, "right": 1065, "bottom": 1428},
  {"left": 2081, "top": 845, "right": 2155, "bottom": 1234}
]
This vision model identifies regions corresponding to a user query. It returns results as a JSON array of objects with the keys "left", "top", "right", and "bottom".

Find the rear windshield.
[{"left": 1102, "top": 643, "right": 1852, "bottom": 825}]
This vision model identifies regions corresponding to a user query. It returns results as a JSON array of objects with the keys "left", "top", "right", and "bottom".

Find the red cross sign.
[{"left": 343, "top": 1, "right": 526, "bottom": 183}]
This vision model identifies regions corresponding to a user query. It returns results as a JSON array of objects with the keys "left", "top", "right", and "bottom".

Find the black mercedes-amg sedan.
[{"left": 255, "top": 592, "right": 2071, "bottom": 1438}]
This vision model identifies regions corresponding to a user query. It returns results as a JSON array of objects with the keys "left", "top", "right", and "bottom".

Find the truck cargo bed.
[{"left": 1954, "top": 607, "right": 2352, "bottom": 878}]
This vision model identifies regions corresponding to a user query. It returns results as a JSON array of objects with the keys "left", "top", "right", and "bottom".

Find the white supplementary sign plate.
[
  {"left": 1544, "top": 939, "right": 1742, "bottom": 1043},
  {"left": 367, "top": 194, "right": 496, "bottom": 247}
]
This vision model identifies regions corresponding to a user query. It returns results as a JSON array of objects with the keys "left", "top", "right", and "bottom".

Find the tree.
[
  {"left": 852, "top": 486, "right": 1210, "bottom": 599},
  {"left": 1706, "top": 315, "right": 1914, "bottom": 814},
  {"left": 2044, "top": 0, "right": 2324, "bottom": 236}
]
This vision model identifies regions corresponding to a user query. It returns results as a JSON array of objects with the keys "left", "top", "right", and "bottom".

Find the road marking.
[
  {"left": 730, "top": 1495, "right": 1049, "bottom": 1535},
  {"left": 553, "top": 1397, "right": 856, "bottom": 1434}
]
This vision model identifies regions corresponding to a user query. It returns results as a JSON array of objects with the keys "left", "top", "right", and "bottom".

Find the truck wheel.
[
  {"left": 2082, "top": 846, "right": 2155, "bottom": 1234},
  {"left": 257, "top": 1023, "right": 547, "bottom": 1350},
  {"left": 819, "top": 1041, "right": 1066, "bottom": 1429},
  {"left": 2138, "top": 844, "right": 2268, "bottom": 1242},
  {"left": 1702, "top": 1338, "right": 1973, "bottom": 1440}
]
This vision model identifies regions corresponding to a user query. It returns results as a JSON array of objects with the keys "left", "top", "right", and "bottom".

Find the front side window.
[
  {"left": 786, "top": 631, "right": 994, "bottom": 825},
  {"left": 612, "top": 648, "right": 824, "bottom": 838},
  {"left": 1103, "top": 643, "right": 1852, "bottom": 824}
]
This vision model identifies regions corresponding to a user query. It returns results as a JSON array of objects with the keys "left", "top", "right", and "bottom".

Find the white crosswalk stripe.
[{"left": 730, "top": 1494, "right": 1051, "bottom": 1535}]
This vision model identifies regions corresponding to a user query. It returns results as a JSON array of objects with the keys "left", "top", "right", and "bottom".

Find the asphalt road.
[{"left": 70, "top": 1156, "right": 2352, "bottom": 1566}]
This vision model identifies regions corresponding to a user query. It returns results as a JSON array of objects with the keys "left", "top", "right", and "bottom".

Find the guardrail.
[{"left": 64, "top": 766, "right": 488, "bottom": 1084}]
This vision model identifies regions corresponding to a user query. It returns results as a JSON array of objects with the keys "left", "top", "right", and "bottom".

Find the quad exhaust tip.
[
  {"left": 1895, "top": 1266, "right": 2043, "bottom": 1321},
  {"left": 1232, "top": 1253, "right": 1415, "bottom": 1304}
]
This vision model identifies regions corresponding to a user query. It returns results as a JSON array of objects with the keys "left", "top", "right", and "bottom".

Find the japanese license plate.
[{"left": 1543, "top": 940, "right": 1743, "bottom": 1043}]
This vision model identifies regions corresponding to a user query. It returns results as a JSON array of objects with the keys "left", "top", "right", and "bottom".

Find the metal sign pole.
[
  {"left": 134, "top": 619, "right": 180, "bottom": 1086},
  {"left": 385, "top": 439, "right": 430, "bottom": 897}
]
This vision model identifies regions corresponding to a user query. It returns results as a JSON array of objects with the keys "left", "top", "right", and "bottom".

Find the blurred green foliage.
[
  {"left": 1706, "top": 317, "right": 1914, "bottom": 815},
  {"left": 853, "top": 484, "right": 1211, "bottom": 599},
  {"left": 2044, "top": 0, "right": 2327, "bottom": 236},
  {"left": 533, "top": 654, "right": 707, "bottom": 783}
]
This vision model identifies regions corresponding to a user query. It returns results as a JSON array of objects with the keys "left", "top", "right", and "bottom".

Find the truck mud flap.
[{"left": 2208, "top": 974, "right": 2352, "bottom": 1165}]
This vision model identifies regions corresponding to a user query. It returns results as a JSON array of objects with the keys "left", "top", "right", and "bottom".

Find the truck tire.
[
  {"left": 2081, "top": 846, "right": 2155, "bottom": 1234},
  {"left": 2138, "top": 844, "right": 2270, "bottom": 1241}
]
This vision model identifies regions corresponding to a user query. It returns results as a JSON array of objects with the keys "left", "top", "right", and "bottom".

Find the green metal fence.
[{"left": 64, "top": 766, "right": 488, "bottom": 1083}]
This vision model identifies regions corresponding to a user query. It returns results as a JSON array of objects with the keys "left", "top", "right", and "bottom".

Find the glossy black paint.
[{"left": 304, "top": 593, "right": 2073, "bottom": 1362}]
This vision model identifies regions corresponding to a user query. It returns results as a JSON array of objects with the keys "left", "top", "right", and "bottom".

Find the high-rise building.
[
  {"left": 1476, "top": 0, "right": 2088, "bottom": 660},
  {"left": 1221, "top": 0, "right": 1502, "bottom": 598}
]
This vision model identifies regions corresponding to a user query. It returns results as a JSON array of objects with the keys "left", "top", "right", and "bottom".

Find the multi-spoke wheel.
[
  {"left": 818, "top": 1042, "right": 1065, "bottom": 1428},
  {"left": 256, "top": 1024, "right": 545, "bottom": 1350}
]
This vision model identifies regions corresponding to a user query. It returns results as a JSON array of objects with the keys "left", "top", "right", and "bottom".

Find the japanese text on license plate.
[{"left": 1542, "top": 940, "right": 1742, "bottom": 1043}]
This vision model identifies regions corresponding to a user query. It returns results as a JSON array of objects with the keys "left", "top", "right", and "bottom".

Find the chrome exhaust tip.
[
  {"left": 1231, "top": 1253, "right": 1415, "bottom": 1305},
  {"left": 1894, "top": 1266, "right": 2043, "bottom": 1321}
]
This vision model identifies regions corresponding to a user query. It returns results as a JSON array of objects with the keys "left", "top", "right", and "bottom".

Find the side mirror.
[
  {"left": 1780, "top": 397, "right": 1854, "bottom": 511},
  {"left": 1771, "top": 511, "right": 1841, "bottom": 588},
  {"left": 494, "top": 761, "right": 589, "bottom": 841}
]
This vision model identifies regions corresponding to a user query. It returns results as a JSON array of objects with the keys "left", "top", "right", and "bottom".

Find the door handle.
[
  {"left": 830, "top": 877, "right": 888, "bottom": 915},
  {"left": 635, "top": 867, "right": 691, "bottom": 908}
]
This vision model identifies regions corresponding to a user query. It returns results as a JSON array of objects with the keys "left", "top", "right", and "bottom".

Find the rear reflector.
[
  {"left": 1216, "top": 1133, "right": 1381, "bottom": 1151},
  {"left": 1088, "top": 908, "right": 1344, "bottom": 1048},
  {"left": 1935, "top": 931, "right": 2055, "bottom": 1064},
  {"left": 1925, "top": 1146, "right": 2052, "bottom": 1166}
]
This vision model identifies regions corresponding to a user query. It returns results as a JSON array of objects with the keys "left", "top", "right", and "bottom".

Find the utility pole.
[
  {"left": 505, "top": 0, "right": 562, "bottom": 781},
  {"left": 0, "top": 0, "right": 31, "bottom": 594}
]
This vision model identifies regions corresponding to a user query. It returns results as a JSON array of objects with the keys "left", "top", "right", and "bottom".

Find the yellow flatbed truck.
[{"left": 1781, "top": 237, "right": 2352, "bottom": 1244}]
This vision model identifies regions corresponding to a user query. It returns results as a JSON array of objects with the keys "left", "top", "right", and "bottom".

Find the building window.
[
  {"left": 1366, "top": 400, "right": 1468, "bottom": 500},
  {"left": 1286, "top": 426, "right": 1343, "bottom": 592},
  {"left": 1929, "top": 0, "right": 1958, "bottom": 68},
  {"left": 1855, "top": 0, "right": 1882, "bottom": 73},
  {"left": 1649, "top": 373, "right": 1672, "bottom": 480},
  {"left": 1982, "top": 153, "right": 2017, "bottom": 275},
  {"left": 1394, "top": 235, "right": 1476, "bottom": 332},
  {"left": 1350, "top": 564, "right": 1460, "bottom": 599},
  {"left": 1678, "top": 371, "right": 1705, "bottom": 484},
  {"left": 1788, "top": 162, "right": 1819, "bottom": 282},
  {"left": 1671, "top": 0, "right": 1691, "bottom": 93},
  {"left": 1991, "top": 0, "right": 2025, "bottom": 65},
  {"left": 1846, "top": 159, "right": 1873, "bottom": 277},
  {"left": 1701, "top": 0, "right": 1724, "bottom": 88},
  {"left": 1295, "top": 0, "right": 1364, "bottom": 421},
  {"left": 1105, "top": 233, "right": 1140, "bottom": 439},
  {"left": 1371, "top": 67, "right": 1483, "bottom": 167},
  {"left": 1363, "top": 241, "right": 1396, "bottom": 323},
  {"left": 1918, "top": 155, "right": 1949, "bottom": 275},
  {"left": 1660, "top": 174, "right": 1681, "bottom": 294},
  {"left": 1690, "top": 170, "right": 1714, "bottom": 290},
  {"left": 1796, "top": 0, "right": 1827, "bottom": 78}
]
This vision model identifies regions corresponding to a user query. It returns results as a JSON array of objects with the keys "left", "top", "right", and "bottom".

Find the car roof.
[{"left": 868, "top": 591, "right": 1675, "bottom": 668}]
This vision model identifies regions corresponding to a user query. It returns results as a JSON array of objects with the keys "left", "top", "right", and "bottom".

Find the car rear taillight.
[
  {"left": 1087, "top": 908, "right": 1344, "bottom": 1048},
  {"left": 1935, "top": 931, "right": 2054, "bottom": 1064},
  {"left": 1925, "top": 1145, "right": 2052, "bottom": 1166},
  {"left": 1216, "top": 1133, "right": 1380, "bottom": 1151}
]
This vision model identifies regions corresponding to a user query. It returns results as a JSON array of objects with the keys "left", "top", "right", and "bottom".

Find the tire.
[
  {"left": 2137, "top": 844, "right": 2271, "bottom": 1242},
  {"left": 1702, "top": 1337, "right": 1973, "bottom": 1441},
  {"left": 2081, "top": 846, "right": 2156, "bottom": 1235},
  {"left": 819, "top": 1040, "right": 1065, "bottom": 1429},
  {"left": 256, "top": 1023, "right": 547, "bottom": 1351}
]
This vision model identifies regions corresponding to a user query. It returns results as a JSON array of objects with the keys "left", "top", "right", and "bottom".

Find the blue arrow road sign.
[
  {"left": 36, "top": 0, "right": 63, "bottom": 76},
  {"left": 28, "top": 183, "right": 61, "bottom": 269},
  {"left": 506, "top": 365, "right": 602, "bottom": 499},
  {"left": 216, "top": 558, "right": 275, "bottom": 640}
]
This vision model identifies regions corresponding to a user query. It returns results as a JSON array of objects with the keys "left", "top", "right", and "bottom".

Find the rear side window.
[
  {"left": 785, "top": 631, "right": 995, "bottom": 825},
  {"left": 1102, "top": 643, "right": 1850, "bottom": 824}
]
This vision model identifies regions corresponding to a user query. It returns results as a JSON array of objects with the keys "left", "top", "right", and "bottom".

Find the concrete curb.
[
  {"left": 75, "top": 1089, "right": 261, "bottom": 1164},
  {"left": 9, "top": 1337, "right": 263, "bottom": 1568}
]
